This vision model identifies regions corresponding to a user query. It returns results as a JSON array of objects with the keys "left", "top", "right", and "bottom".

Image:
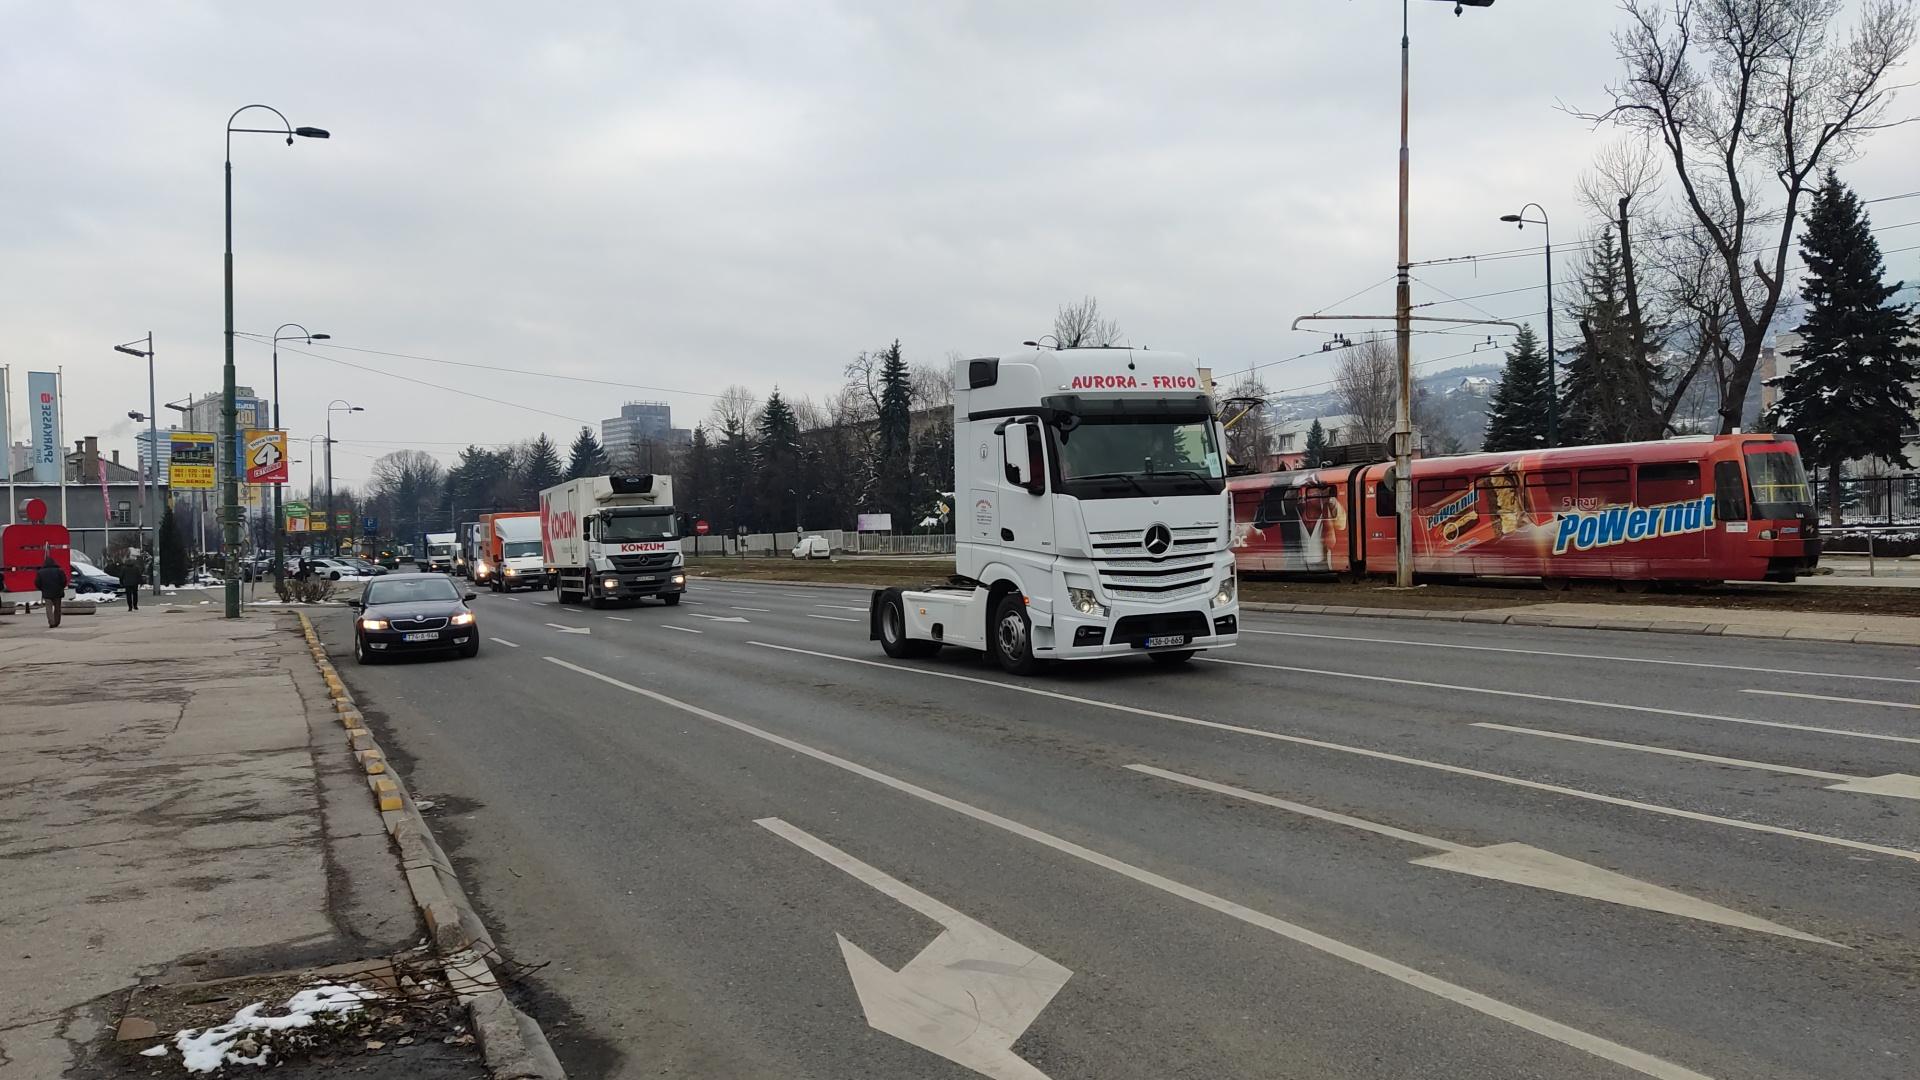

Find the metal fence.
[
  {"left": 687, "top": 529, "right": 955, "bottom": 558},
  {"left": 1809, "top": 469, "right": 1919, "bottom": 527}
]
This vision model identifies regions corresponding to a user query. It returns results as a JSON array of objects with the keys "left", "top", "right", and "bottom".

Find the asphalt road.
[{"left": 314, "top": 577, "right": 1920, "bottom": 1080}]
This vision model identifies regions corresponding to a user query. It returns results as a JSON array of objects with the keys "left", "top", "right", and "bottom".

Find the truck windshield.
[
  {"left": 1051, "top": 417, "right": 1224, "bottom": 498},
  {"left": 1742, "top": 449, "right": 1813, "bottom": 519},
  {"left": 428, "top": 544, "right": 455, "bottom": 556},
  {"left": 601, "top": 513, "right": 677, "bottom": 541},
  {"left": 504, "top": 541, "right": 542, "bottom": 558}
]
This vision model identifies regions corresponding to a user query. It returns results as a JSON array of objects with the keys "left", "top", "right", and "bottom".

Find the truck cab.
[
  {"left": 874, "top": 347, "right": 1238, "bottom": 673},
  {"left": 424, "top": 533, "right": 457, "bottom": 574}
]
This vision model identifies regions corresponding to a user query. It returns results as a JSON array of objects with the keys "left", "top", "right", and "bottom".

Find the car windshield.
[
  {"left": 1051, "top": 416, "right": 1224, "bottom": 499},
  {"left": 601, "top": 512, "right": 676, "bottom": 540},
  {"left": 1743, "top": 449, "right": 1813, "bottom": 519},
  {"left": 364, "top": 578, "right": 461, "bottom": 605},
  {"left": 504, "top": 540, "right": 542, "bottom": 557}
]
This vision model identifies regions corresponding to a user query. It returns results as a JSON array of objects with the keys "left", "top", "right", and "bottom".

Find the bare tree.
[
  {"left": 708, "top": 385, "right": 760, "bottom": 433},
  {"left": 1220, "top": 373, "right": 1273, "bottom": 471},
  {"left": 1335, "top": 339, "right": 1398, "bottom": 445},
  {"left": 913, "top": 357, "right": 957, "bottom": 410},
  {"left": 1577, "top": 0, "right": 1918, "bottom": 433},
  {"left": 1052, "top": 296, "right": 1122, "bottom": 348}
]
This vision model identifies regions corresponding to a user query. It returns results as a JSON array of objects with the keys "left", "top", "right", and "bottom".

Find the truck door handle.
[{"left": 1001, "top": 529, "right": 1015, "bottom": 541}]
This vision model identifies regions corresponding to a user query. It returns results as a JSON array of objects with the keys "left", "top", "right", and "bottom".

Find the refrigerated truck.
[
  {"left": 540, "top": 474, "right": 685, "bottom": 607},
  {"left": 423, "top": 532, "right": 458, "bottom": 573},
  {"left": 871, "top": 346, "right": 1238, "bottom": 673},
  {"left": 475, "top": 511, "right": 549, "bottom": 591}
]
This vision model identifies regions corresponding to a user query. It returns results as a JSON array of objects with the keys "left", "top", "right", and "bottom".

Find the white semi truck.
[
  {"left": 872, "top": 347, "right": 1238, "bottom": 673},
  {"left": 540, "top": 474, "right": 685, "bottom": 608}
]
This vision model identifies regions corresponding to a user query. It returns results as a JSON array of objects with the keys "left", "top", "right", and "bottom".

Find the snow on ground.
[{"left": 140, "top": 983, "right": 383, "bottom": 1073}]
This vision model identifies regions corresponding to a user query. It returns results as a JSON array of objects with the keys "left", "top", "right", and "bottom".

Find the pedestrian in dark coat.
[
  {"left": 35, "top": 556, "right": 68, "bottom": 629},
  {"left": 118, "top": 559, "right": 144, "bottom": 611}
]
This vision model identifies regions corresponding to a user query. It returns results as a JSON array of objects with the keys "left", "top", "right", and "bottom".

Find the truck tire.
[
  {"left": 990, "top": 593, "right": 1046, "bottom": 676},
  {"left": 662, "top": 593, "right": 682, "bottom": 606},
  {"left": 878, "top": 590, "right": 937, "bottom": 659}
]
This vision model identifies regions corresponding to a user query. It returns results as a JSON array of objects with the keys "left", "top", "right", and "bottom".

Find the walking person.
[
  {"left": 35, "top": 555, "right": 68, "bottom": 629},
  {"left": 118, "top": 557, "right": 144, "bottom": 611}
]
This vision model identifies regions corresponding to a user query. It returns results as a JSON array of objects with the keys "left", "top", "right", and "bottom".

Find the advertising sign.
[
  {"left": 244, "top": 429, "right": 288, "bottom": 484},
  {"left": 284, "top": 501, "right": 308, "bottom": 532},
  {"left": 27, "top": 371, "right": 60, "bottom": 483},
  {"left": 169, "top": 432, "right": 216, "bottom": 490},
  {"left": 310, "top": 518, "right": 329, "bottom": 533},
  {"left": 856, "top": 513, "right": 893, "bottom": 532},
  {"left": 335, "top": 511, "right": 352, "bottom": 530}
]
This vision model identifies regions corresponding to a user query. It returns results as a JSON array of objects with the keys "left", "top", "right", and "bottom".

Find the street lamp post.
[
  {"left": 1499, "top": 205, "right": 1555, "bottom": 447},
  {"left": 114, "top": 334, "right": 159, "bottom": 597},
  {"left": 224, "top": 104, "right": 329, "bottom": 618},
  {"left": 326, "top": 400, "right": 362, "bottom": 557},
  {"left": 270, "top": 324, "right": 329, "bottom": 590}
]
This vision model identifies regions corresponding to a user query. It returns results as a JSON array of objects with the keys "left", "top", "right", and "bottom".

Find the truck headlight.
[
  {"left": 1067, "top": 586, "right": 1106, "bottom": 617},
  {"left": 505, "top": 567, "right": 518, "bottom": 576},
  {"left": 671, "top": 573, "right": 686, "bottom": 585},
  {"left": 1213, "top": 571, "right": 1237, "bottom": 609},
  {"left": 602, "top": 577, "right": 619, "bottom": 590}
]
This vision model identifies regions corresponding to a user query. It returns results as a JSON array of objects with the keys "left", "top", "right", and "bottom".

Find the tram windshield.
[{"left": 1742, "top": 448, "right": 1813, "bottom": 519}]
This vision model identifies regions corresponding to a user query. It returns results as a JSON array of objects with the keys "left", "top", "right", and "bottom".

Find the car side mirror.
[
  {"left": 348, "top": 600, "right": 363, "bottom": 610},
  {"left": 463, "top": 592, "right": 477, "bottom": 602}
]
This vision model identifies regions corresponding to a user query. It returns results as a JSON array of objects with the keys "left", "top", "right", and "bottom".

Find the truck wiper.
[{"left": 1072, "top": 472, "right": 1153, "bottom": 495}]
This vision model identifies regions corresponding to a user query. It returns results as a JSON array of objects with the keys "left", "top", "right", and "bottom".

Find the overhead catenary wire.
[
  {"left": 235, "top": 333, "right": 723, "bottom": 400},
  {"left": 249, "top": 338, "right": 600, "bottom": 427}
]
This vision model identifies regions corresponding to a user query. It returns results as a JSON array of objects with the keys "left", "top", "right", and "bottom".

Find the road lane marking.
[
  {"left": 807, "top": 614, "right": 859, "bottom": 623},
  {"left": 817, "top": 604, "right": 869, "bottom": 612},
  {"left": 1126, "top": 764, "right": 1834, "bottom": 945},
  {"left": 544, "top": 655, "right": 1718, "bottom": 1080},
  {"left": 544, "top": 622, "right": 591, "bottom": 635},
  {"left": 605, "top": 616, "right": 632, "bottom": 622},
  {"left": 1202, "top": 655, "right": 1920, "bottom": 747},
  {"left": 1242, "top": 628, "right": 1920, "bottom": 685},
  {"left": 689, "top": 613, "right": 750, "bottom": 623},
  {"left": 679, "top": 600, "right": 703, "bottom": 605},
  {"left": 1472, "top": 723, "right": 1920, "bottom": 801},
  {"left": 662, "top": 625, "right": 702, "bottom": 634},
  {"left": 489, "top": 637, "right": 520, "bottom": 648},
  {"left": 1742, "top": 688, "right": 1920, "bottom": 711},
  {"left": 758, "top": 818, "right": 1070, "bottom": 1079},
  {"left": 732, "top": 606, "right": 772, "bottom": 612},
  {"left": 752, "top": 642, "right": 1920, "bottom": 865}
]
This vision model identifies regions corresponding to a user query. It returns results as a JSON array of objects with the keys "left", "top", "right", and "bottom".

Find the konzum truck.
[
  {"left": 872, "top": 346, "right": 1238, "bottom": 673},
  {"left": 474, "top": 511, "right": 550, "bottom": 592},
  {"left": 540, "top": 474, "right": 686, "bottom": 607}
]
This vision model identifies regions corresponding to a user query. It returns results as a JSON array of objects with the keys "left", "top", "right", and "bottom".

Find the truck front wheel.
[
  {"left": 662, "top": 593, "right": 681, "bottom": 606},
  {"left": 990, "top": 593, "right": 1046, "bottom": 676}
]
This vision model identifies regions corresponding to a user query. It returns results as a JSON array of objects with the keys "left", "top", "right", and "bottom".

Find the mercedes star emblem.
[{"left": 1142, "top": 523, "right": 1172, "bottom": 556}]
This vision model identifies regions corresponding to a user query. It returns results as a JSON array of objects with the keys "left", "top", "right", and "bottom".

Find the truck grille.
[
  {"left": 1095, "top": 554, "right": 1214, "bottom": 602},
  {"left": 609, "top": 552, "right": 676, "bottom": 571},
  {"left": 1089, "top": 525, "right": 1219, "bottom": 554}
]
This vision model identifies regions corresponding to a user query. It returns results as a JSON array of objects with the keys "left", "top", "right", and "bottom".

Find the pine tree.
[
  {"left": 518, "top": 434, "right": 564, "bottom": 507},
  {"left": 158, "top": 500, "right": 187, "bottom": 586},
  {"left": 681, "top": 425, "right": 713, "bottom": 527},
  {"left": 1303, "top": 419, "right": 1328, "bottom": 469},
  {"left": 566, "top": 426, "right": 609, "bottom": 479},
  {"left": 1767, "top": 169, "right": 1920, "bottom": 523},
  {"left": 756, "top": 390, "right": 805, "bottom": 529},
  {"left": 875, "top": 340, "right": 914, "bottom": 525},
  {"left": 1559, "top": 228, "right": 1664, "bottom": 446},
  {"left": 717, "top": 416, "right": 754, "bottom": 533},
  {"left": 1482, "top": 324, "right": 1552, "bottom": 452}
]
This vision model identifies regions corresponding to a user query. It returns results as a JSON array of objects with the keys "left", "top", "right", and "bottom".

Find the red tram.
[{"left": 1229, "top": 434, "right": 1820, "bottom": 586}]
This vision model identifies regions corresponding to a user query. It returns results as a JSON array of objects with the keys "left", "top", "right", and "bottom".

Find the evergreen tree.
[
  {"left": 158, "top": 500, "right": 187, "bottom": 586},
  {"left": 1767, "top": 169, "right": 1920, "bottom": 523},
  {"left": 1559, "top": 228, "right": 1663, "bottom": 445},
  {"left": 1482, "top": 324, "right": 1553, "bottom": 452},
  {"left": 909, "top": 421, "right": 955, "bottom": 526},
  {"left": 875, "top": 340, "right": 914, "bottom": 524},
  {"left": 1303, "top": 419, "right": 1328, "bottom": 469},
  {"left": 566, "top": 426, "right": 609, "bottom": 479},
  {"left": 681, "top": 425, "right": 713, "bottom": 528},
  {"left": 518, "top": 434, "right": 564, "bottom": 506},
  {"left": 715, "top": 416, "right": 755, "bottom": 534},
  {"left": 756, "top": 390, "right": 805, "bottom": 528}
]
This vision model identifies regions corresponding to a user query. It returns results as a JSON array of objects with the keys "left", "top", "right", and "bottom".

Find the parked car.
[
  {"left": 791, "top": 535, "right": 831, "bottom": 560},
  {"left": 350, "top": 573, "right": 480, "bottom": 663},
  {"left": 68, "top": 565, "right": 123, "bottom": 596},
  {"left": 297, "top": 558, "right": 364, "bottom": 581},
  {"left": 341, "top": 557, "right": 389, "bottom": 577}
]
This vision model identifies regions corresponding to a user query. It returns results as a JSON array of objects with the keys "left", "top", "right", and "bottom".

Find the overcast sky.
[{"left": 3, "top": 1, "right": 1916, "bottom": 489}]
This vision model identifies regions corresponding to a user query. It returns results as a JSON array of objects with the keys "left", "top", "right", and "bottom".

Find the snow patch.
[{"left": 168, "top": 983, "right": 382, "bottom": 1073}]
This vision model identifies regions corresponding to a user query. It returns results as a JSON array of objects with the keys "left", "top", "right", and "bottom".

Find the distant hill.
[{"left": 1265, "top": 363, "right": 1503, "bottom": 454}]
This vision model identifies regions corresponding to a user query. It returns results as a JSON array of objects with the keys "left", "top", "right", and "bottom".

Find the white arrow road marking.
[
  {"left": 543, "top": 656, "right": 1719, "bottom": 1080},
  {"left": 662, "top": 624, "right": 702, "bottom": 634},
  {"left": 1473, "top": 722, "right": 1920, "bottom": 801},
  {"left": 688, "top": 613, "right": 749, "bottom": 623},
  {"left": 758, "top": 818, "right": 1069, "bottom": 1080},
  {"left": 489, "top": 637, "right": 520, "bottom": 648},
  {"left": 545, "top": 623, "right": 591, "bottom": 635},
  {"left": 1125, "top": 765, "right": 1836, "bottom": 946},
  {"left": 1200, "top": 655, "right": 1920, "bottom": 746},
  {"left": 808, "top": 614, "right": 859, "bottom": 623},
  {"left": 1742, "top": 688, "right": 1920, "bottom": 711},
  {"left": 753, "top": 642, "right": 1920, "bottom": 865}
]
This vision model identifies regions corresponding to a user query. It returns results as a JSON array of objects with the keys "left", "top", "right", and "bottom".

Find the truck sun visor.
[{"left": 1042, "top": 393, "right": 1213, "bottom": 421}]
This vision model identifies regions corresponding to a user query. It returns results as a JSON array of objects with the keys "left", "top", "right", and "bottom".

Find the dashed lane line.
[
  {"left": 806, "top": 614, "right": 860, "bottom": 623},
  {"left": 1742, "top": 688, "right": 1920, "bottom": 712},
  {"left": 663, "top": 625, "right": 703, "bottom": 634},
  {"left": 489, "top": 637, "right": 520, "bottom": 648}
]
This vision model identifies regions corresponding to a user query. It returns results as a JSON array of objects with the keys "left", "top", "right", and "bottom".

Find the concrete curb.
[
  {"left": 296, "top": 613, "right": 566, "bottom": 1080},
  {"left": 685, "top": 573, "right": 1919, "bottom": 647}
]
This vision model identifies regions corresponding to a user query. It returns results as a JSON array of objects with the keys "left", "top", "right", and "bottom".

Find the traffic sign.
[
  {"left": 695, "top": 519, "right": 711, "bottom": 536},
  {"left": 362, "top": 516, "right": 378, "bottom": 537},
  {"left": 244, "top": 429, "right": 288, "bottom": 484}
]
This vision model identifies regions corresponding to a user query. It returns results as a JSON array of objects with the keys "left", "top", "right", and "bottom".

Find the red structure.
[
  {"left": 1229, "top": 434, "right": 1820, "bottom": 586},
  {"left": 3, "top": 498, "right": 72, "bottom": 597}
]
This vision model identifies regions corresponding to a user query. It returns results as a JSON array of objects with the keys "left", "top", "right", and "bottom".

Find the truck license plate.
[
  {"left": 403, "top": 631, "right": 438, "bottom": 643},
  {"left": 1143, "top": 634, "right": 1187, "bottom": 648}
]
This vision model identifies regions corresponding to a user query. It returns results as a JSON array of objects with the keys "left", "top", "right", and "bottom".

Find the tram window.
[
  {"left": 1577, "top": 466, "right": 1632, "bottom": 506},
  {"left": 1414, "top": 476, "right": 1469, "bottom": 512},
  {"left": 1637, "top": 462, "right": 1700, "bottom": 504},
  {"left": 1523, "top": 469, "right": 1573, "bottom": 510},
  {"left": 1375, "top": 471, "right": 1396, "bottom": 517},
  {"left": 1714, "top": 461, "right": 1748, "bottom": 521}
]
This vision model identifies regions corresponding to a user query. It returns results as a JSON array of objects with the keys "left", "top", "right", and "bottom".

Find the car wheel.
[
  {"left": 329, "top": 571, "right": 343, "bottom": 581},
  {"left": 460, "top": 638, "right": 480, "bottom": 658},
  {"left": 354, "top": 632, "right": 377, "bottom": 665},
  {"left": 990, "top": 592, "right": 1046, "bottom": 676},
  {"left": 1148, "top": 650, "right": 1196, "bottom": 667}
]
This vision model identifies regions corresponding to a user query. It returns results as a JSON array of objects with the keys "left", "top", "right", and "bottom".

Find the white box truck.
[
  {"left": 423, "top": 532, "right": 458, "bottom": 573},
  {"left": 540, "top": 474, "right": 685, "bottom": 607},
  {"left": 872, "top": 347, "right": 1238, "bottom": 673}
]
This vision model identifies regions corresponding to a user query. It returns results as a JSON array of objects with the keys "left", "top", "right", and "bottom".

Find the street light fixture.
[
  {"left": 1499, "top": 205, "right": 1555, "bottom": 447},
  {"left": 326, "top": 400, "right": 362, "bottom": 557},
  {"left": 223, "top": 104, "right": 329, "bottom": 618},
  {"left": 269, "top": 324, "right": 329, "bottom": 590},
  {"left": 114, "top": 334, "right": 161, "bottom": 598}
]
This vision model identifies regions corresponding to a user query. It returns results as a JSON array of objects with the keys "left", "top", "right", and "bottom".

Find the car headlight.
[
  {"left": 1213, "top": 571, "right": 1237, "bottom": 609},
  {"left": 603, "top": 577, "right": 619, "bottom": 590},
  {"left": 360, "top": 618, "right": 389, "bottom": 631},
  {"left": 450, "top": 612, "right": 476, "bottom": 626}
]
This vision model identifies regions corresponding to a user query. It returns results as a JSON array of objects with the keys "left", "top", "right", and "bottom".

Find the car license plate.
[
  {"left": 1143, "top": 634, "right": 1187, "bottom": 648},
  {"left": 403, "top": 631, "right": 438, "bottom": 643}
]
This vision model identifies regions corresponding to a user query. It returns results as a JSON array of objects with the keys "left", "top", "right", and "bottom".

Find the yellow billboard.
[{"left": 169, "top": 432, "right": 216, "bottom": 490}]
